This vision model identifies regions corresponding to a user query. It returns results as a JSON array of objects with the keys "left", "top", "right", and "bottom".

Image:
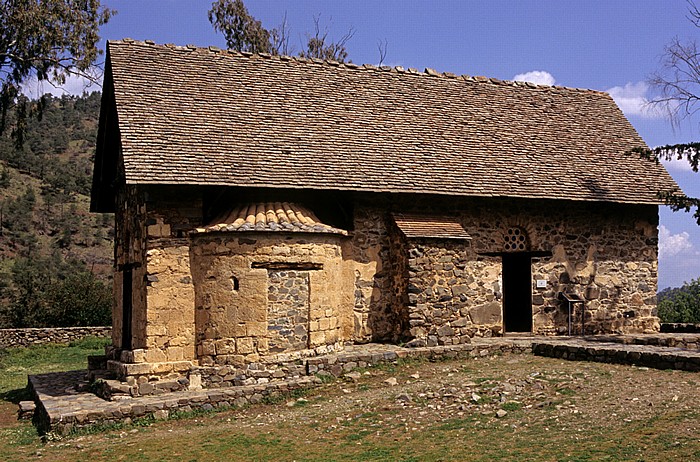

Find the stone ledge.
[
  {"left": 107, "top": 360, "right": 196, "bottom": 377},
  {"left": 32, "top": 374, "right": 322, "bottom": 436},
  {"left": 581, "top": 333, "right": 700, "bottom": 351},
  {"left": 32, "top": 336, "right": 693, "bottom": 435},
  {"left": 532, "top": 339, "right": 700, "bottom": 371}
]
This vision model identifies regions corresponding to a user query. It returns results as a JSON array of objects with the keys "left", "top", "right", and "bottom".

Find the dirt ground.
[{"left": 2, "top": 353, "right": 699, "bottom": 461}]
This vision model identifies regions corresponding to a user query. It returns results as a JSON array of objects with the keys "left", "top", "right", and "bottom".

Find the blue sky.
[{"left": 69, "top": 0, "right": 700, "bottom": 289}]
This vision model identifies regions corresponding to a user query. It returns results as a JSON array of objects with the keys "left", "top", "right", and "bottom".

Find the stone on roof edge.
[{"left": 106, "top": 39, "right": 610, "bottom": 96}]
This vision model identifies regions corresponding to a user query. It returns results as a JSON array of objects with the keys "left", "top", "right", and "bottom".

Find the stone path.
[{"left": 25, "top": 335, "right": 700, "bottom": 435}]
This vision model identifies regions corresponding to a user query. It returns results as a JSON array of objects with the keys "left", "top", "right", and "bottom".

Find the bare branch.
[
  {"left": 377, "top": 39, "right": 388, "bottom": 66},
  {"left": 301, "top": 14, "right": 355, "bottom": 63},
  {"left": 270, "top": 11, "right": 292, "bottom": 56}
]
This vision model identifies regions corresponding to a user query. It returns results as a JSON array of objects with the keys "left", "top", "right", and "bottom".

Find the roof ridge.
[{"left": 108, "top": 39, "right": 608, "bottom": 96}]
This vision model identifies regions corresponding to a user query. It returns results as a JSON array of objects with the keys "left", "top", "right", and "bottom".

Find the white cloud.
[
  {"left": 512, "top": 70, "right": 556, "bottom": 86},
  {"left": 662, "top": 156, "right": 696, "bottom": 172},
  {"left": 659, "top": 225, "right": 694, "bottom": 259},
  {"left": 605, "top": 81, "right": 664, "bottom": 119},
  {"left": 21, "top": 68, "right": 102, "bottom": 99}
]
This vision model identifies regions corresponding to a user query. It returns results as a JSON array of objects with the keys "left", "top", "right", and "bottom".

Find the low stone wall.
[
  {"left": 661, "top": 323, "right": 700, "bottom": 333},
  {"left": 533, "top": 340, "right": 700, "bottom": 371},
  {"left": 0, "top": 327, "right": 111, "bottom": 349},
  {"left": 591, "top": 333, "right": 700, "bottom": 351}
]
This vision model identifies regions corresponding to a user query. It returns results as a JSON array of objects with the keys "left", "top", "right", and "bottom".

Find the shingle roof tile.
[
  {"left": 104, "top": 40, "right": 681, "bottom": 205},
  {"left": 393, "top": 213, "right": 471, "bottom": 240}
]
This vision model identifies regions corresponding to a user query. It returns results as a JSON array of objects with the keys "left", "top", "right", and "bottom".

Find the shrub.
[{"left": 657, "top": 278, "right": 700, "bottom": 323}]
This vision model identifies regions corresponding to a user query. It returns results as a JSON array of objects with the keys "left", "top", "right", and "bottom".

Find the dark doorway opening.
[
  {"left": 122, "top": 268, "right": 133, "bottom": 350},
  {"left": 502, "top": 253, "right": 532, "bottom": 333}
]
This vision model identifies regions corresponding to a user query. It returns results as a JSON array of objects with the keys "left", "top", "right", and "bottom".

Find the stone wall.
[
  {"left": 108, "top": 186, "right": 660, "bottom": 382},
  {"left": 403, "top": 239, "right": 502, "bottom": 346},
  {"left": 387, "top": 220, "right": 410, "bottom": 342},
  {"left": 145, "top": 186, "right": 203, "bottom": 240},
  {"left": 190, "top": 233, "right": 354, "bottom": 366},
  {"left": 113, "top": 184, "right": 147, "bottom": 350},
  {"left": 0, "top": 327, "right": 111, "bottom": 348},
  {"left": 522, "top": 204, "right": 659, "bottom": 335},
  {"left": 415, "top": 198, "right": 658, "bottom": 337},
  {"left": 347, "top": 206, "right": 393, "bottom": 342},
  {"left": 109, "top": 186, "right": 201, "bottom": 381},
  {"left": 141, "top": 241, "right": 196, "bottom": 362},
  {"left": 267, "top": 269, "right": 311, "bottom": 352},
  {"left": 383, "top": 196, "right": 659, "bottom": 341}
]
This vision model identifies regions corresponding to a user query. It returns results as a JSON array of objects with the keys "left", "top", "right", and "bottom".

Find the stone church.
[{"left": 91, "top": 39, "right": 679, "bottom": 384}]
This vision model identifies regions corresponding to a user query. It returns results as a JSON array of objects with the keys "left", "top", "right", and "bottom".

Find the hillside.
[{"left": 0, "top": 92, "right": 113, "bottom": 328}]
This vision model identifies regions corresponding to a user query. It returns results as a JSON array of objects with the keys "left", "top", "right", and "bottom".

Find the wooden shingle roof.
[
  {"left": 95, "top": 39, "right": 680, "bottom": 206},
  {"left": 392, "top": 213, "right": 471, "bottom": 240}
]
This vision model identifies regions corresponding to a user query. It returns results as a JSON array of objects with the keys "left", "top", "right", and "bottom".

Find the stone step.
[{"left": 17, "top": 401, "right": 36, "bottom": 420}]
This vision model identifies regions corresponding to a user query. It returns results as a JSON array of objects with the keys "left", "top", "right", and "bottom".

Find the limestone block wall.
[
  {"left": 145, "top": 187, "right": 203, "bottom": 239},
  {"left": 126, "top": 190, "right": 202, "bottom": 364},
  {"left": 141, "top": 242, "right": 196, "bottom": 362},
  {"left": 190, "top": 233, "right": 355, "bottom": 365},
  {"left": 110, "top": 186, "right": 660, "bottom": 374}
]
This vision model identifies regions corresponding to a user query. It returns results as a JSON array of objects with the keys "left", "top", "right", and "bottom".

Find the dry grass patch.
[{"left": 2, "top": 352, "right": 700, "bottom": 461}]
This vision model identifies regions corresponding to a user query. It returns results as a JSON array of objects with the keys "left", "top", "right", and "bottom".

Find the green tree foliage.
[
  {"left": 208, "top": 0, "right": 353, "bottom": 62},
  {"left": 4, "top": 185, "right": 35, "bottom": 233},
  {"left": 0, "top": 91, "right": 113, "bottom": 327},
  {"left": 208, "top": 0, "right": 271, "bottom": 54},
  {"left": 657, "top": 278, "right": 700, "bottom": 323},
  {"left": 0, "top": 164, "right": 9, "bottom": 188},
  {"left": 0, "top": 0, "right": 113, "bottom": 142},
  {"left": 0, "top": 254, "right": 111, "bottom": 327},
  {"left": 0, "top": 91, "right": 100, "bottom": 196}
]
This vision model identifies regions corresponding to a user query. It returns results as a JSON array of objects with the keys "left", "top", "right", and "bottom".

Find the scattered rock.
[
  {"left": 496, "top": 409, "right": 508, "bottom": 418},
  {"left": 384, "top": 377, "right": 398, "bottom": 386}
]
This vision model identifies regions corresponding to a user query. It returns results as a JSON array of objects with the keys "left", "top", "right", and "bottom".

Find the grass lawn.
[
  {"left": 0, "top": 342, "right": 699, "bottom": 461},
  {"left": 0, "top": 336, "right": 109, "bottom": 451}
]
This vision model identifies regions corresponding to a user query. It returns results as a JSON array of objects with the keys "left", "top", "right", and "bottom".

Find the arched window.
[{"left": 503, "top": 227, "right": 530, "bottom": 252}]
